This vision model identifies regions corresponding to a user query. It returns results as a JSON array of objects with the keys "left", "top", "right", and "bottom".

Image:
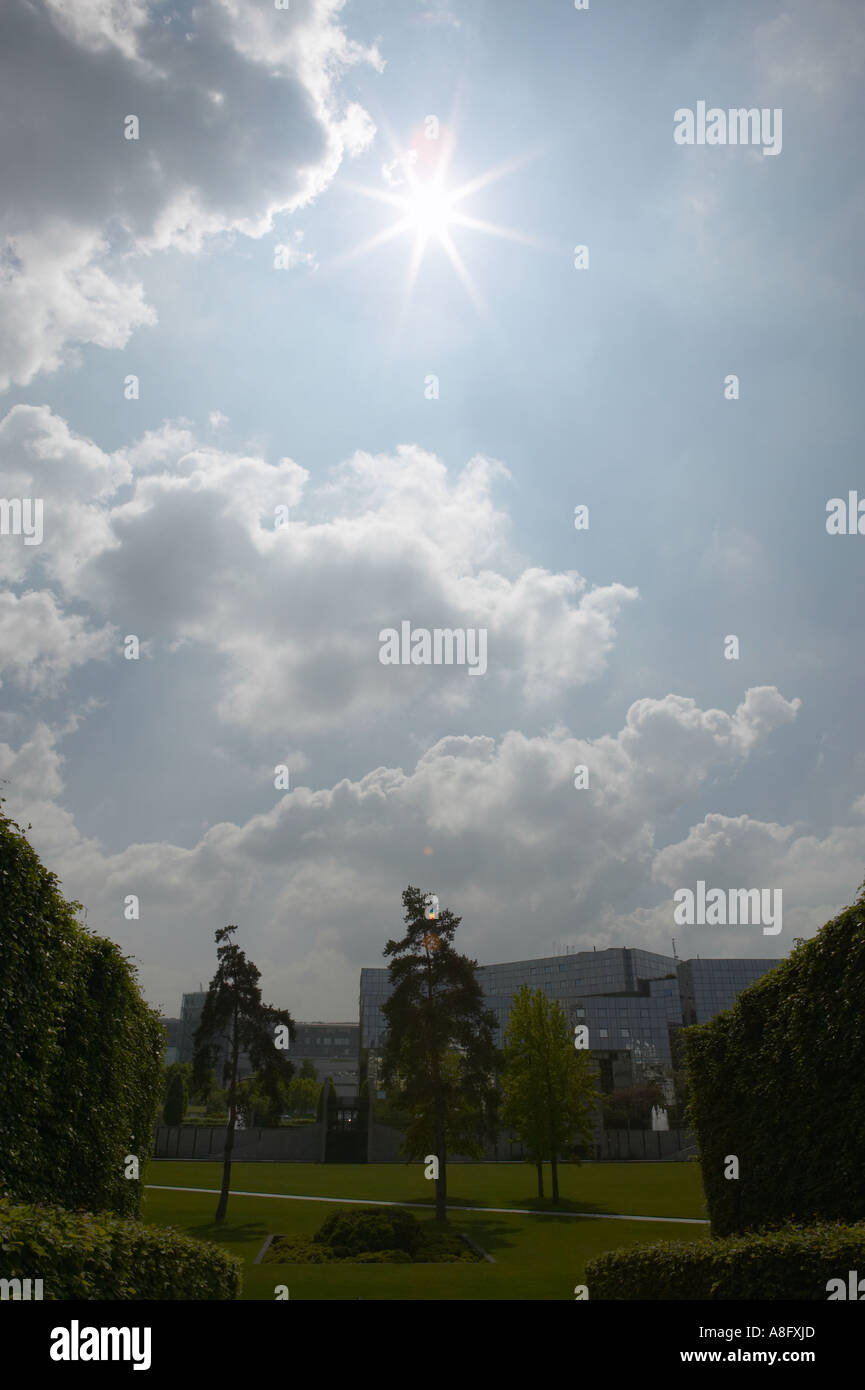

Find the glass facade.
[
  {"left": 677, "top": 958, "right": 780, "bottom": 1025},
  {"left": 360, "top": 948, "right": 781, "bottom": 1085}
]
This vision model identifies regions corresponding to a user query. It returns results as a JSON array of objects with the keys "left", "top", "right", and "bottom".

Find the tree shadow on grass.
[
  {"left": 450, "top": 1217, "right": 520, "bottom": 1257},
  {"left": 188, "top": 1220, "right": 269, "bottom": 1244}
]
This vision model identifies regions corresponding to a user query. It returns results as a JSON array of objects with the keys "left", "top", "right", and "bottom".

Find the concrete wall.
[
  {"left": 153, "top": 1124, "right": 324, "bottom": 1161},
  {"left": 367, "top": 1115, "right": 695, "bottom": 1163},
  {"left": 593, "top": 1128, "right": 695, "bottom": 1160}
]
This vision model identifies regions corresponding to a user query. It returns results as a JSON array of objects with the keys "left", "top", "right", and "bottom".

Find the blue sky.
[{"left": 1, "top": 0, "right": 863, "bottom": 1019}]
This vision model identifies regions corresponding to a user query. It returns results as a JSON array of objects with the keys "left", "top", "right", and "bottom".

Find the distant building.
[
  {"left": 161, "top": 1017, "right": 181, "bottom": 1065},
  {"left": 173, "top": 992, "right": 358, "bottom": 1097},
  {"left": 178, "top": 992, "right": 210, "bottom": 1065},
  {"left": 293, "top": 1022, "right": 359, "bottom": 1100},
  {"left": 360, "top": 947, "right": 779, "bottom": 1095}
]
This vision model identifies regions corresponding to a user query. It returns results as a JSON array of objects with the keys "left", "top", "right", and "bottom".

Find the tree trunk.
[
  {"left": 216, "top": 1007, "right": 239, "bottom": 1223},
  {"left": 215, "top": 1097, "right": 236, "bottom": 1222},
  {"left": 536, "top": 1160, "right": 544, "bottom": 1199},
  {"left": 435, "top": 1102, "right": 447, "bottom": 1222},
  {"left": 551, "top": 1154, "right": 559, "bottom": 1205}
]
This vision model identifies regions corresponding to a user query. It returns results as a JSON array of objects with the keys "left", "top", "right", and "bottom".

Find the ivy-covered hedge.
[
  {"left": 683, "top": 887, "right": 865, "bottom": 1236},
  {"left": 0, "top": 809, "right": 164, "bottom": 1216},
  {"left": 584, "top": 1221, "right": 865, "bottom": 1300},
  {"left": 0, "top": 1196, "right": 242, "bottom": 1299}
]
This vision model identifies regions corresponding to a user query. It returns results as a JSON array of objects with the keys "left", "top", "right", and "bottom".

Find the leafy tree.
[
  {"left": 380, "top": 886, "right": 498, "bottom": 1222},
  {"left": 501, "top": 986, "right": 599, "bottom": 1204},
  {"left": 205, "top": 1087, "right": 228, "bottom": 1119},
  {"left": 299, "top": 1058, "right": 318, "bottom": 1081},
  {"left": 192, "top": 926, "right": 295, "bottom": 1222},
  {"left": 237, "top": 1071, "right": 291, "bottom": 1127},
  {"left": 288, "top": 1076, "right": 321, "bottom": 1115},
  {"left": 163, "top": 1071, "right": 186, "bottom": 1125}
]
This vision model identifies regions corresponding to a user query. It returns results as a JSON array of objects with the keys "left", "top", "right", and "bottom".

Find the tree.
[
  {"left": 501, "top": 986, "right": 599, "bottom": 1204},
  {"left": 379, "top": 886, "right": 498, "bottom": 1222},
  {"left": 163, "top": 1071, "right": 186, "bottom": 1125},
  {"left": 161, "top": 1061, "right": 191, "bottom": 1113},
  {"left": 316, "top": 1076, "right": 336, "bottom": 1122},
  {"left": 299, "top": 1059, "right": 318, "bottom": 1081},
  {"left": 288, "top": 1076, "right": 320, "bottom": 1115},
  {"left": 237, "top": 1070, "right": 291, "bottom": 1127},
  {"left": 192, "top": 926, "right": 295, "bottom": 1222}
]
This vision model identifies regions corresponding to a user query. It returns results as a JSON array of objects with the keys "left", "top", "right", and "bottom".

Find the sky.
[{"left": 1, "top": 0, "right": 864, "bottom": 1022}]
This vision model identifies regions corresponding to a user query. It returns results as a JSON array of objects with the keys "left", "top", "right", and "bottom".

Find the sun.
[
  {"left": 332, "top": 128, "right": 540, "bottom": 314},
  {"left": 406, "top": 180, "right": 456, "bottom": 241}
]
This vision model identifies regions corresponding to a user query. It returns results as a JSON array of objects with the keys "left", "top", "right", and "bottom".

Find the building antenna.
[{"left": 671, "top": 937, "right": 679, "bottom": 962}]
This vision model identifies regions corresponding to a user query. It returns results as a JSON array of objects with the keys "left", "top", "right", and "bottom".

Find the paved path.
[{"left": 145, "top": 1184, "right": 708, "bottom": 1224}]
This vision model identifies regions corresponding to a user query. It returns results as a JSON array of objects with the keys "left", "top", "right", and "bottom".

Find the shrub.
[
  {"left": 684, "top": 888, "right": 865, "bottom": 1235},
  {"left": 585, "top": 1221, "right": 865, "bottom": 1300},
  {"left": 0, "top": 809, "right": 164, "bottom": 1218},
  {"left": 315, "top": 1206, "right": 423, "bottom": 1256},
  {"left": 0, "top": 1196, "right": 242, "bottom": 1299},
  {"left": 262, "top": 1208, "right": 483, "bottom": 1264}
]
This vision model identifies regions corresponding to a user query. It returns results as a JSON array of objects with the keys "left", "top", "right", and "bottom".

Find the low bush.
[
  {"left": 585, "top": 1221, "right": 865, "bottom": 1300},
  {"left": 263, "top": 1206, "right": 483, "bottom": 1265},
  {"left": 0, "top": 1196, "right": 242, "bottom": 1299}
]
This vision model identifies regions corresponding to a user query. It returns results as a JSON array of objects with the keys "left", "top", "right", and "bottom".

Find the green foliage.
[
  {"left": 288, "top": 1076, "right": 320, "bottom": 1115},
  {"left": 163, "top": 1072, "right": 186, "bottom": 1126},
  {"left": 501, "top": 986, "right": 598, "bottom": 1199},
  {"left": 380, "top": 886, "right": 498, "bottom": 1217},
  {"left": 205, "top": 1088, "right": 228, "bottom": 1118},
  {"left": 584, "top": 1221, "right": 865, "bottom": 1300},
  {"left": 601, "top": 1084, "right": 665, "bottom": 1131},
  {"left": 0, "top": 807, "right": 164, "bottom": 1217},
  {"left": 0, "top": 1195, "right": 242, "bottom": 1299},
  {"left": 237, "top": 1071, "right": 292, "bottom": 1127},
  {"left": 262, "top": 1206, "right": 482, "bottom": 1265},
  {"left": 299, "top": 1059, "right": 318, "bottom": 1081},
  {"left": 317, "top": 1206, "right": 423, "bottom": 1256},
  {"left": 684, "top": 887, "right": 865, "bottom": 1236}
]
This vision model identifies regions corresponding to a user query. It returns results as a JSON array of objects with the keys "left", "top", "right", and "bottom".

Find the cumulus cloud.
[
  {"left": 1, "top": 685, "right": 811, "bottom": 1015},
  {"left": 0, "top": 591, "right": 115, "bottom": 693},
  {"left": 0, "top": 406, "right": 639, "bottom": 732},
  {"left": 0, "top": 0, "right": 380, "bottom": 388}
]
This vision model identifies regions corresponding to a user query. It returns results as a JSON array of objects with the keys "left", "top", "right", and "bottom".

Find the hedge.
[
  {"left": 584, "top": 1221, "right": 865, "bottom": 1300},
  {"left": 0, "top": 809, "right": 164, "bottom": 1217},
  {"left": 0, "top": 1196, "right": 242, "bottom": 1299},
  {"left": 683, "top": 887, "right": 865, "bottom": 1236}
]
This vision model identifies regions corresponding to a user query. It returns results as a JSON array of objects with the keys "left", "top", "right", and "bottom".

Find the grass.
[{"left": 142, "top": 1160, "right": 709, "bottom": 1300}]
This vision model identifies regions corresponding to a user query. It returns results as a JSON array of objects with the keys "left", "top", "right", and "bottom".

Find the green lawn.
[{"left": 142, "top": 1160, "right": 709, "bottom": 1300}]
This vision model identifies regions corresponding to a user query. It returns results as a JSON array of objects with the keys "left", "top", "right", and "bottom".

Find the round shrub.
[{"left": 315, "top": 1206, "right": 423, "bottom": 1256}]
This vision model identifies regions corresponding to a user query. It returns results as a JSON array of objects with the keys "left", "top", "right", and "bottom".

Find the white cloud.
[
  {"left": 0, "top": 0, "right": 380, "bottom": 388},
  {"left": 1, "top": 685, "right": 809, "bottom": 1015},
  {"left": 0, "top": 591, "right": 115, "bottom": 693},
  {"left": 0, "top": 407, "right": 640, "bottom": 732}
]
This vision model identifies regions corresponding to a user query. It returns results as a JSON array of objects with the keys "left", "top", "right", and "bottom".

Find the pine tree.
[
  {"left": 380, "top": 886, "right": 498, "bottom": 1222},
  {"left": 192, "top": 925, "right": 295, "bottom": 1222}
]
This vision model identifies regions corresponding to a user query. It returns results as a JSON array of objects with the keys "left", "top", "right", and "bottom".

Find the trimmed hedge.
[
  {"left": 0, "top": 809, "right": 164, "bottom": 1217},
  {"left": 0, "top": 1196, "right": 242, "bottom": 1299},
  {"left": 585, "top": 1221, "right": 865, "bottom": 1301},
  {"left": 684, "top": 887, "right": 865, "bottom": 1236}
]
